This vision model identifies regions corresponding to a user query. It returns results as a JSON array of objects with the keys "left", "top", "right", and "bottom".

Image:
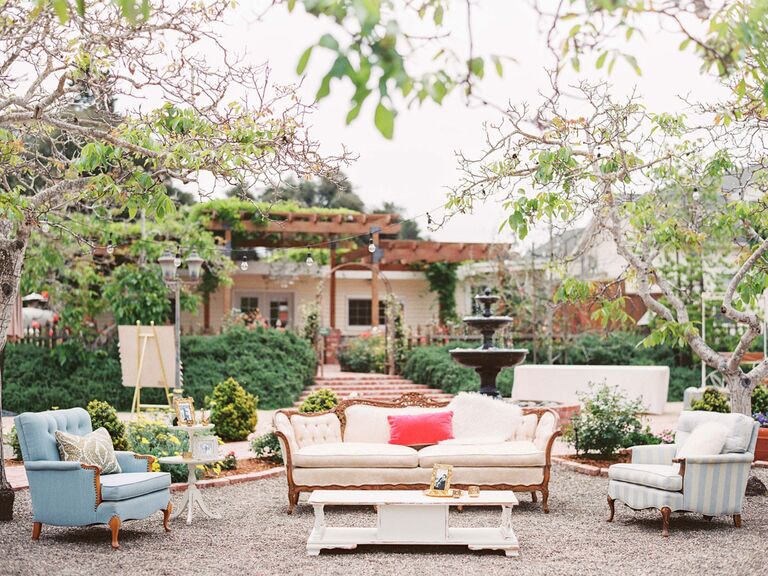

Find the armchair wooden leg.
[
  {"left": 541, "top": 488, "right": 550, "bottom": 513},
  {"left": 31, "top": 522, "right": 42, "bottom": 541},
  {"left": 163, "top": 502, "right": 173, "bottom": 532},
  {"left": 531, "top": 491, "right": 538, "bottom": 503},
  {"left": 108, "top": 515, "right": 121, "bottom": 549},
  {"left": 606, "top": 496, "right": 615, "bottom": 523},
  {"left": 733, "top": 514, "right": 742, "bottom": 528},
  {"left": 660, "top": 507, "right": 671, "bottom": 537}
]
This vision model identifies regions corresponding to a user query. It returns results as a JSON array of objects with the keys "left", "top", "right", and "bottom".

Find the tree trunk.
[
  {"left": 725, "top": 372, "right": 754, "bottom": 415},
  {"left": 0, "top": 228, "right": 30, "bottom": 495}
]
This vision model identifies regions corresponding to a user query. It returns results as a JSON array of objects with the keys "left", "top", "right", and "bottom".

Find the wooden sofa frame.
[{"left": 274, "top": 393, "right": 561, "bottom": 514}]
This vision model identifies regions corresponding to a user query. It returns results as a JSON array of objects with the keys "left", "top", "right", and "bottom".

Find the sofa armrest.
[
  {"left": 533, "top": 410, "right": 560, "bottom": 451},
  {"left": 115, "top": 451, "right": 155, "bottom": 473},
  {"left": 631, "top": 444, "right": 678, "bottom": 465},
  {"left": 273, "top": 412, "right": 298, "bottom": 468},
  {"left": 25, "top": 460, "right": 82, "bottom": 471}
]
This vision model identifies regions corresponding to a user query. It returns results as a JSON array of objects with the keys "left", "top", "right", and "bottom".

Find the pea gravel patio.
[{"left": 1, "top": 467, "right": 766, "bottom": 576}]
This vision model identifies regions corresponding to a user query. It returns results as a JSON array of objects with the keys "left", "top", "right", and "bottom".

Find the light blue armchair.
[
  {"left": 607, "top": 411, "right": 759, "bottom": 536},
  {"left": 15, "top": 407, "right": 173, "bottom": 549}
]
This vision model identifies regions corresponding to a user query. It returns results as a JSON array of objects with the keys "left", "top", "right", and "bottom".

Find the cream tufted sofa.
[{"left": 273, "top": 393, "right": 560, "bottom": 513}]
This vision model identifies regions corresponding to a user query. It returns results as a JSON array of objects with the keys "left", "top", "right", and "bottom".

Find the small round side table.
[{"left": 159, "top": 455, "right": 221, "bottom": 524}]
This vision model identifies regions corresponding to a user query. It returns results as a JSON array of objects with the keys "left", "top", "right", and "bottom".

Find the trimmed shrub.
[
  {"left": 86, "top": 400, "right": 128, "bottom": 451},
  {"left": 250, "top": 431, "right": 283, "bottom": 464},
  {"left": 564, "top": 383, "right": 650, "bottom": 457},
  {"left": 4, "top": 325, "right": 316, "bottom": 413},
  {"left": 337, "top": 335, "right": 386, "bottom": 373},
  {"left": 4, "top": 426, "right": 22, "bottom": 460},
  {"left": 299, "top": 388, "right": 338, "bottom": 413},
  {"left": 691, "top": 387, "right": 731, "bottom": 413},
  {"left": 208, "top": 377, "right": 258, "bottom": 441}
]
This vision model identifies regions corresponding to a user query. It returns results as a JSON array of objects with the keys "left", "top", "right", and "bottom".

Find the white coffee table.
[{"left": 306, "top": 490, "right": 520, "bottom": 557}]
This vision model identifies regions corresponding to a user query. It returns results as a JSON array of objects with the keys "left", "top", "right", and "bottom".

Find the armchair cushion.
[
  {"left": 676, "top": 422, "right": 729, "bottom": 458},
  {"left": 100, "top": 472, "right": 171, "bottom": 501},
  {"left": 630, "top": 444, "right": 678, "bottom": 465},
  {"left": 608, "top": 463, "right": 682, "bottom": 491},
  {"left": 55, "top": 427, "right": 121, "bottom": 474}
]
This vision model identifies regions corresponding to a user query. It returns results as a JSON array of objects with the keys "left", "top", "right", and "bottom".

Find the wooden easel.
[{"left": 130, "top": 321, "right": 174, "bottom": 413}]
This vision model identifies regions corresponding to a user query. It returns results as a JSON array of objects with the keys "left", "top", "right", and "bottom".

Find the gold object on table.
[
  {"left": 182, "top": 451, "right": 193, "bottom": 460},
  {"left": 468, "top": 485, "right": 480, "bottom": 497},
  {"left": 451, "top": 489, "right": 463, "bottom": 498}
]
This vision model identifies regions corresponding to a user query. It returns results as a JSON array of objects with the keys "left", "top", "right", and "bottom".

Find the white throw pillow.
[
  {"left": 676, "top": 422, "right": 730, "bottom": 459},
  {"left": 447, "top": 392, "right": 523, "bottom": 440}
]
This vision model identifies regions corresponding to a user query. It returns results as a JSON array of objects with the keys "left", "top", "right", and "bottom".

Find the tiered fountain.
[{"left": 450, "top": 288, "right": 528, "bottom": 397}]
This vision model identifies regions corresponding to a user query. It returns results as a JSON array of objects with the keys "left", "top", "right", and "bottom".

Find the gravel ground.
[{"left": 1, "top": 467, "right": 766, "bottom": 576}]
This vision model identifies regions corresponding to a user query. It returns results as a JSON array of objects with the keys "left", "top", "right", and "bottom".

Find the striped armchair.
[{"left": 607, "top": 411, "right": 759, "bottom": 536}]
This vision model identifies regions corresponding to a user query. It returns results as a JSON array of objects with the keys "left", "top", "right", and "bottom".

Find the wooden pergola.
[{"left": 205, "top": 210, "right": 505, "bottom": 329}]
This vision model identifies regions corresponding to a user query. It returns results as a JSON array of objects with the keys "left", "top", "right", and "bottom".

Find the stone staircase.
[{"left": 295, "top": 373, "right": 452, "bottom": 407}]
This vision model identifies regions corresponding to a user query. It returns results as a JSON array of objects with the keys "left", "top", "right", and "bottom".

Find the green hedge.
[
  {"left": 402, "top": 332, "right": 699, "bottom": 402},
  {"left": 3, "top": 326, "right": 316, "bottom": 413}
]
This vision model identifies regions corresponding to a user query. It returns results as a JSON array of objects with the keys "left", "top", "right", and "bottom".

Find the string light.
[
  {"left": 240, "top": 254, "right": 249, "bottom": 271},
  {"left": 305, "top": 252, "right": 314, "bottom": 266},
  {"left": 367, "top": 235, "right": 376, "bottom": 253},
  {"left": 40, "top": 221, "right": 50, "bottom": 233},
  {"left": 106, "top": 244, "right": 114, "bottom": 255}
]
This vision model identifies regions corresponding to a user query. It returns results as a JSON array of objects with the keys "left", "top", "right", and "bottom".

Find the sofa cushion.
[
  {"left": 608, "top": 463, "right": 682, "bottom": 492},
  {"left": 675, "top": 410, "right": 756, "bottom": 454},
  {"left": 447, "top": 393, "right": 522, "bottom": 440},
  {"left": 293, "top": 442, "right": 419, "bottom": 468},
  {"left": 100, "top": 472, "right": 171, "bottom": 501},
  {"left": 418, "top": 441, "right": 546, "bottom": 467},
  {"left": 290, "top": 413, "right": 342, "bottom": 448},
  {"left": 343, "top": 405, "right": 444, "bottom": 443},
  {"left": 388, "top": 412, "right": 454, "bottom": 446}
]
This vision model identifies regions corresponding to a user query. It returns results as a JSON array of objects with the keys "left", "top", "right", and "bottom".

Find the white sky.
[{"left": 206, "top": 1, "right": 726, "bottom": 245}]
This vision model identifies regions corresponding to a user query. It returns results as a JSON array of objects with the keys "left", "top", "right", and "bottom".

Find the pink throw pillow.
[{"left": 388, "top": 412, "right": 454, "bottom": 446}]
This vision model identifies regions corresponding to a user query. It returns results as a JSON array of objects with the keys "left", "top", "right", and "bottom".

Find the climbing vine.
[{"left": 424, "top": 262, "right": 458, "bottom": 325}]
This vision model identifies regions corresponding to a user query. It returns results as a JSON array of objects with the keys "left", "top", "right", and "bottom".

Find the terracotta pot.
[
  {"left": 755, "top": 427, "right": 768, "bottom": 463},
  {"left": 0, "top": 487, "right": 15, "bottom": 521}
]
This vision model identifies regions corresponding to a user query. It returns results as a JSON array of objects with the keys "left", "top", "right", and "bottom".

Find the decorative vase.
[
  {"left": 0, "top": 486, "right": 15, "bottom": 521},
  {"left": 755, "top": 428, "right": 768, "bottom": 463}
]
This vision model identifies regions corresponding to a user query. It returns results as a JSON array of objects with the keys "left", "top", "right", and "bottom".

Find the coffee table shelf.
[{"left": 306, "top": 490, "right": 520, "bottom": 557}]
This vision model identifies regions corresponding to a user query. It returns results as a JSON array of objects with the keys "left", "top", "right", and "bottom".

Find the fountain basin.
[{"left": 449, "top": 348, "right": 528, "bottom": 369}]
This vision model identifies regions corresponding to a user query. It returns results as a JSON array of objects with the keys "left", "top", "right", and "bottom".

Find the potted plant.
[{"left": 752, "top": 385, "right": 768, "bottom": 462}]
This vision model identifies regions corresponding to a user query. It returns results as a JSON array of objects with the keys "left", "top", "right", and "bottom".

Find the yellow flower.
[
  {"left": 169, "top": 436, "right": 180, "bottom": 445},
  {"left": 141, "top": 438, "right": 149, "bottom": 445}
]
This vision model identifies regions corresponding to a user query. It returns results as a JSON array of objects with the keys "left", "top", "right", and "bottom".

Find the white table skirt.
[{"left": 511, "top": 365, "right": 669, "bottom": 414}]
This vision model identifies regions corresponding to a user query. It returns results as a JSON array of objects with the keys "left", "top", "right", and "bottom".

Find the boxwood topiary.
[
  {"left": 86, "top": 399, "right": 128, "bottom": 451},
  {"left": 208, "top": 377, "right": 258, "bottom": 441},
  {"left": 299, "top": 388, "right": 339, "bottom": 413}
]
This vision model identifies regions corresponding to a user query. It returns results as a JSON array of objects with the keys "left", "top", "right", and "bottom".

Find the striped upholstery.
[
  {"left": 630, "top": 444, "right": 677, "bottom": 465},
  {"left": 608, "top": 412, "right": 760, "bottom": 523},
  {"left": 609, "top": 464, "right": 682, "bottom": 491},
  {"left": 608, "top": 480, "right": 684, "bottom": 511},
  {"left": 682, "top": 453, "right": 754, "bottom": 515}
]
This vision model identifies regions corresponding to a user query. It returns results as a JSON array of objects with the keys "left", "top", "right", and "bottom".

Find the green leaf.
[
  {"left": 297, "top": 46, "right": 313, "bottom": 75},
  {"left": 763, "top": 80, "right": 768, "bottom": 103},
  {"left": 469, "top": 57, "right": 484, "bottom": 79},
  {"left": 491, "top": 55, "right": 503, "bottom": 77},
  {"left": 596, "top": 51, "right": 608, "bottom": 69},
  {"left": 76, "top": 0, "right": 85, "bottom": 16},
  {"left": 52, "top": 0, "right": 69, "bottom": 22},
  {"left": 374, "top": 102, "right": 394, "bottom": 139},
  {"left": 433, "top": 5, "right": 443, "bottom": 25},
  {"left": 287, "top": 0, "right": 296, "bottom": 11},
  {"left": 318, "top": 33, "right": 339, "bottom": 50}
]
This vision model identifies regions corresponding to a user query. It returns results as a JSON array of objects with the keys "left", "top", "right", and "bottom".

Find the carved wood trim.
[
  {"left": 80, "top": 464, "right": 102, "bottom": 510},
  {"left": 133, "top": 453, "right": 155, "bottom": 472},
  {"left": 672, "top": 457, "right": 686, "bottom": 483}
]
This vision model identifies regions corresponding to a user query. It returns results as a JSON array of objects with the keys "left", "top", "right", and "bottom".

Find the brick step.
[
  {"left": 298, "top": 388, "right": 440, "bottom": 399},
  {"left": 305, "top": 384, "right": 428, "bottom": 391},
  {"left": 295, "top": 391, "right": 452, "bottom": 405}
]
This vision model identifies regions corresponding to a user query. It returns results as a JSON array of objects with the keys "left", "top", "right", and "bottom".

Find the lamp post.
[{"left": 158, "top": 250, "right": 204, "bottom": 391}]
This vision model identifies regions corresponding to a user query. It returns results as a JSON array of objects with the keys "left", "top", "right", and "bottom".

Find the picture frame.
[
  {"left": 191, "top": 435, "right": 219, "bottom": 461},
  {"left": 426, "top": 463, "right": 453, "bottom": 497},
  {"left": 175, "top": 397, "right": 195, "bottom": 426}
]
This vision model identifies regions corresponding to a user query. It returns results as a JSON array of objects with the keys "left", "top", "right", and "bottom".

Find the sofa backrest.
[
  {"left": 14, "top": 407, "right": 92, "bottom": 462},
  {"left": 290, "top": 413, "right": 342, "bottom": 448},
  {"left": 676, "top": 410, "right": 758, "bottom": 454},
  {"left": 343, "top": 405, "right": 446, "bottom": 443}
]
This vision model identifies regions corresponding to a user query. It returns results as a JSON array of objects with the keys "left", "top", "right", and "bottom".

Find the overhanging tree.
[{"left": 0, "top": 0, "right": 344, "bottom": 506}]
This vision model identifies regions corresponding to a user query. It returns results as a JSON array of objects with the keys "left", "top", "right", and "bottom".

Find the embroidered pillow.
[
  {"left": 388, "top": 411, "right": 454, "bottom": 446},
  {"left": 55, "top": 427, "right": 122, "bottom": 474}
]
